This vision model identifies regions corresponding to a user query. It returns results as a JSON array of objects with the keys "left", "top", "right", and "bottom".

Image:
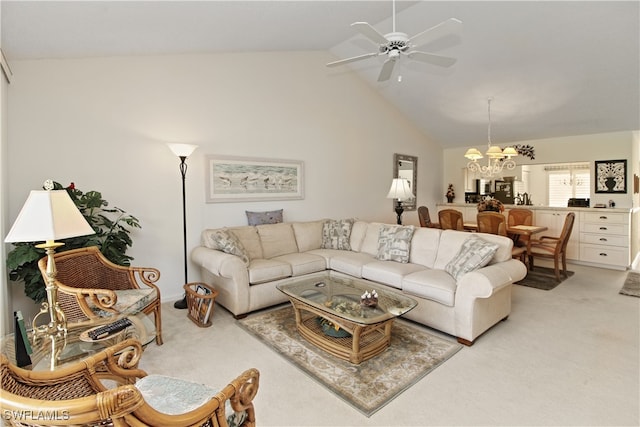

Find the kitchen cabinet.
[{"left": 579, "top": 211, "right": 630, "bottom": 268}]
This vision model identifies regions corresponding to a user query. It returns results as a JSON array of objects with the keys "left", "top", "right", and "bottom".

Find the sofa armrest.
[
  {"left": 457, "top": 260, "right": 526, "bottom": 299},
  {"left": 191, "top": 247, "right": 248, "bottom": 278}
]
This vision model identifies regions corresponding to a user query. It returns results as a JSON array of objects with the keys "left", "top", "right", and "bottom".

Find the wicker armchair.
[
  {"left": 528, "top": 212, "right": 576, "bottom": 281},
  {"left": 418, "top": 206, "right": 439, "bottom": 228},
  {"left": 0, "top": 338, "right": 260, "bottom": 427},
  {"left": 507, "top": 208, "right": 533, "bottom": 246},
  {"left": 38, "top": 246, "right": 163, "bottom": 345},
  {"left": 477, "top": 212, "right": 526, "bottom": 262},
  {"left": 438, "top": 209, "right": 464, "bottom": 230}
]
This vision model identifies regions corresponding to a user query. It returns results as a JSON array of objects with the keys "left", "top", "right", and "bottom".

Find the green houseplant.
[{"left": 6, "top": 181, "right": 141, "bottom": 303}]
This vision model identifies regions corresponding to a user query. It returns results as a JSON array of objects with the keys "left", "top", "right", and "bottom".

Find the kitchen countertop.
[{"left": 436, "top": 202, "right": 633, "bottom": 213}]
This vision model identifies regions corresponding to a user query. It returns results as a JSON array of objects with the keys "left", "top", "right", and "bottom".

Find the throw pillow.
[
  {"left": 208, "top": 229, "right": 250, "bottom": 266},
  {"left": 445, "top": 236, "right": 499, "bottom": 280},
  {"left": 246, "top": 209, "right": 283, "bottom": 226},
  {"left": 321, "top": 219, "right": 354, "bottom": 250},
  {"left": 376, "top": 225, "right": 416, "bottom": 263}
]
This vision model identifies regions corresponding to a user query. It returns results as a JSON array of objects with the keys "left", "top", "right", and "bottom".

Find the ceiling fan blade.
[
  {"left": 377, "top": 58, "right": 396, "bottom": 82},
  {"left": 408, "top": 18, "right": 462, "bottom": 47},
  {"left": 351, "top": 22, "right": 389, "bottom": 45},
  {"left": 407, "top": 51, "right": 457, "bottom": 67},
  {"left": 326, "top": 52, "right": 379, "bottom": 67}
]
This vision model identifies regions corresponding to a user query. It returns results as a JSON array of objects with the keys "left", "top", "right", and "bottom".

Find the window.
[{"left": 547, "top": 163, "right": 590, "bottom": 207}]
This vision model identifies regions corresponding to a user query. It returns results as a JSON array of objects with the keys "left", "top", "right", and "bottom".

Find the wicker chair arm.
[
  {"left": 56, "top": 283, "right": 119, "bottom": 317},
  {"left": 132, "top": 368, "right": 260, "bottom": 427}
]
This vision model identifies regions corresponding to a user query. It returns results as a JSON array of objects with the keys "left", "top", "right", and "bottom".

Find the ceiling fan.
[{"left": 327, "top": 1, "right": 462, "bottom": 82}]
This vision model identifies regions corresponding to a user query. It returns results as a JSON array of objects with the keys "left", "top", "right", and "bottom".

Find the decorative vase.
[
  {"left": 447, "top": 196, "right": 454, "bottom": 203},
  {"left": 605, "top": 177, "right": 616, "bottom": 191}
]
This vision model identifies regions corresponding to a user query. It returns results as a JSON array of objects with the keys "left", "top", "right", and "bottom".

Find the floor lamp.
[
  {"left": 168, "top": 143, "right": 199, "bottom": 309},
  {"left": 386, "top": 178, "right": 414, "bottom": 225},
  {"left": 4, "top": 180, "right": 95, "bottom": 368}
]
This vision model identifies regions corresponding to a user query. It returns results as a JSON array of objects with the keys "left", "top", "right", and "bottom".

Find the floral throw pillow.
[
  {"left": 321, "top": 219, "right": 354, "bottom": 250},
  {"left": 209, "top": 229, "right": 250, "bottom": 266},
  {"left": 246, "top": 209, "right": 283, "bottom": 226},
  {"left": 376, "top": 225, "right": 415, "bottom": 263},
  {"left": 445, "top": 236, "right": 499, "bottom": 280}
]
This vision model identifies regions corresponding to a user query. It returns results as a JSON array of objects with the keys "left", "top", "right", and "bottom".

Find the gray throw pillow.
[
  {"left": 246, "top": 209, "right": 283, "bottom": 226},
  {"left": 321, "top": 219, "right": 354, "bottom": 250},
  {"left": 376, "top": 225, "right": 415, "bottom": 263},
  {"left": 445, "top": 236, "right": 499, "bottom": 280}
]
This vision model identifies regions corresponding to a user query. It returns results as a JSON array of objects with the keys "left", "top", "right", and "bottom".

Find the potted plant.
[
  {"left": 6, "top": 181, "right": 141, "bottom": 303},
  {"left": 446, "top": 184, "right": 455, "bottom": 203}
]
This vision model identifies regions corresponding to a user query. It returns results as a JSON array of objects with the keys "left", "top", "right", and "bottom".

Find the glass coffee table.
[
  {"left": 1, "top": 312, "right": 155, "bottom": 371},
  {"left": 277, "top": 272, "right": 417, "bottom": 364}
]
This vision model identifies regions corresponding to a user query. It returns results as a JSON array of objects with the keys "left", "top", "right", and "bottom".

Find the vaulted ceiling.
[{"left": 2, "top": 1, "right": 638, "bottom": 148}]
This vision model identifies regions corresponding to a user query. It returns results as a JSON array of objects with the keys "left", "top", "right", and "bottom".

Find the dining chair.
[
  {"left": 38, "top": 246, "right": 163, "bottom": 345},
  {"left": 507, "top": 208, "right": 533, "bottom": 247},
  {"left": 438, "top": 209, "right": 464, "bottom": 231},
  {"left": 528, "top": 212, "right": 576, "bottom": 281},
  {"left": 418, "top": 206, "right": 438, "bottom": 228},
  {"left": 477, "top": 212, "right": 527, "bottom": 263},
  {"left": 0, "top": 338, "right": 260, "bottom": 427}
]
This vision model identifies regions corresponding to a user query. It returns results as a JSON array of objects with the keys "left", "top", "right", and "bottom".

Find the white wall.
[{"left": 5, "top": 51, "right": 442, "bottom": 309}]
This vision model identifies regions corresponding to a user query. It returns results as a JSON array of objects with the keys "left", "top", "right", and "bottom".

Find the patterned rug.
[
  {"left": 619, "top": 271, "right": 640, "bottom": 298},
  {"left": 514, "top": 266, "right": 575, "bottom": 291},
  {"left": 238, "top": 305, "right": 462, "bottom": 417}
]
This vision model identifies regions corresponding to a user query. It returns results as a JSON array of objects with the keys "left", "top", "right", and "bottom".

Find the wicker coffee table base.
[{"left": 288, "top": 299, "right": 393, "bottom": 364}]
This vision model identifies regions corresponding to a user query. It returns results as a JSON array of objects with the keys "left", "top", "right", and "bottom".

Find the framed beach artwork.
[
  {"left": 595, "top": 159, "right": 627, "bottom": 194},
  {"left": 206, "top": 155, "right": 304, "bottom": 203}
]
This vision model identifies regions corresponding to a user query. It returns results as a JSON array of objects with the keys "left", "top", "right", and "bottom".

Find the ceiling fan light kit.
[
  {"left": 465, "top": 98, "right": 518, "bottom": 179},
  {"left": 327, "top": 0, "right": 461, "bottom": 82}
]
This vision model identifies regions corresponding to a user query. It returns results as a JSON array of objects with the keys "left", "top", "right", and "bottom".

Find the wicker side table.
[{"left": 184, "top": 283, "right": 218, "bottom": 327}]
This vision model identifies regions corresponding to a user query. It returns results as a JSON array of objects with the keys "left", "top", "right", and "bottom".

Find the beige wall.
[{"left": 5, "top": 51, "right": 442, "bottom": 307}]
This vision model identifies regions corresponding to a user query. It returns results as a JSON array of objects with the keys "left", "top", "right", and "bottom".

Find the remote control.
[{"left": 88, "top": 318, "right": 133, "bottom": 340}]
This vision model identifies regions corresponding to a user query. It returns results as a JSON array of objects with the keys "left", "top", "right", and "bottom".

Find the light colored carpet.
[
  {"left": 238, "top": 305, "right": 462, "bottom": 417},
  {"left": 514, "top": 266, "right": 574, "bottom": 290},
  {"left": 620, "top": 271, "right": 640, "bottom": 297}
]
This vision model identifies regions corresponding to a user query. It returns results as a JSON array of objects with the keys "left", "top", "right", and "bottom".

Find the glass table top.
[
  {"left": 277, "top": 272, "right": 417, "bottom": 325},
  {"left": 2, "top": 312, "right": 155, "bottom": 371}
]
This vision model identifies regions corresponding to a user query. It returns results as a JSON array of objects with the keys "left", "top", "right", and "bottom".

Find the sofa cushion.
[
  {"left": 375, "top": 225, "right": 415, "bottom": 263},
  {"left": 362, "top": 261, "right": 426, "bottom": 289},
  {"left": 203, "top": 228, "right": 250, "bottom": 266},
  {"left": 248, "top": 258, "right": 292, "bottom": 284},
  {"left": 271, "top": 252, "right": 326, "bottom": 277},
  {"left": 408, "top": 227, "right": 442, "bottom": 268},
  {"left": 360, "top": 223, "right": 385, "bottom": 256},
  {"left": 246, "top": 209, "right": 283, "bottom": 226},
  {"left": 444, "top": 236, "right": 499, "bottom": 280},
  {"left": 433, "top": 230, "right": 512, "bottom": 270},
  {"left": 402, "top": 269, "right": 457, "bottom": 306},
  {"left": 349, "top": 221, "right": 368, "bottom": 252},
  {"left": 321, "top": 219, "right": 354, "bottom": 250},
  {"left": 227, "top": 226, "right": 264, "bottom": 260},
  {"left": 292, "top": 220, "right": 325, "bottom": 252},
  {"left": 327, "top": 251, "right": 376, "bottom": 278},
  {"left": 257, "top": 223, "right": 299, "bottom": 259}
]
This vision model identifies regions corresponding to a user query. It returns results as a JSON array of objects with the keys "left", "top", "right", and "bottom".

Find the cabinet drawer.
[
  {"left": 581, "top": 222, "right": 628, "bottom": 235},
  {"left": 580, "top": 244, "right": 629, "bottom": 266},
  {"left": 580, "top": 233, "right": 629, "bottom": 247},
  {"left": 581, "top": 212, "right": 628, "bottom": 224}
]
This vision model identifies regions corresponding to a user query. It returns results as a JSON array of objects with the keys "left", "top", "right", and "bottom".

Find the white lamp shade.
[
  {"left": 464, "top": 148, "right": 483, "bottom": 160},
  {"left": 5, "top": 190, "right": 95, "bottom": 243},
  {"left": 386, "top": 178, "right": 414, "bottom": 200},
  {"left": 167, "top": 143, "right": 198, "bottom": 158},
  {"left": 502, "top": 146, "right": 518, "bottom": 158},
  {"left": 485, "top": 145, "right": 505, "bottom": 158}
]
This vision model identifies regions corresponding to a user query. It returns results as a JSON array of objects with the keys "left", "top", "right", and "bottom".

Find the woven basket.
[{"left": 184, "top": 282, "right": 218, "bottom": 327}]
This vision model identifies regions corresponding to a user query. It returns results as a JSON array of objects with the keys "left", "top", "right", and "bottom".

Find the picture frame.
[
  {"left": 206, "top": 155, "right": 304, "bottom": 203},
  {"left": 595, "top": 159, "right": 627, "bottom": 193}
]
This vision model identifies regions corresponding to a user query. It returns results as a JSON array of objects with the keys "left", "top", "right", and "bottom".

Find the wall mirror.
[{"left": 393, "top": 153, "right": 417, "bottom": 211}]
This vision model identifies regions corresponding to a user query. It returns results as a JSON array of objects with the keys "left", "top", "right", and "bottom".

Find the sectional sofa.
[{"left": 191, "top": 219, "right": 527, "bottom": 345}]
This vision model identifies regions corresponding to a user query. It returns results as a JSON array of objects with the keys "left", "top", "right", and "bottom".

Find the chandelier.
[{"left": 464, "top": 98, "right": 518, "bottom": 178}]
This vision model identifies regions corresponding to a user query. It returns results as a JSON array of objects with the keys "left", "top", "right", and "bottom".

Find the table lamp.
[
  {"left": 4, "top": 180, "right": 95, "bottom": 342},
  {"left": 387, "top": 178, "right": 414, "bottom": 225}
]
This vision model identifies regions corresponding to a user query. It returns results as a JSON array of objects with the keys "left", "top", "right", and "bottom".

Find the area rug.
[
  {"left": 238, "top": 305, "right": 462, "bottom": 417},
  {"left": 619, "top": 271, "right": 640, "bottom": 298},
  {"left": 514, "top": 266, "right": 574, "bottom": 291}
]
